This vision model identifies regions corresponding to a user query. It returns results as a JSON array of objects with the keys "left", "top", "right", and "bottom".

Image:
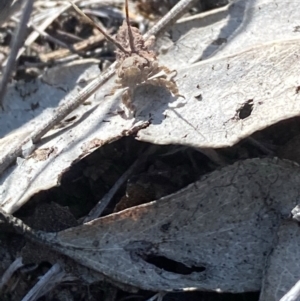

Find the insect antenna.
[
  {"left": 124, "top": 0, "right": 136, "bottom": 54},
  {"left": 69, "top": 0, "right": 129, "bottom": 55}
]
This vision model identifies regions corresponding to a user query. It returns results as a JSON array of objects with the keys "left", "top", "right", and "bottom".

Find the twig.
[
  {"left": 144, "top": 0, "right": 197, "bottom": 40},
  {"left": 146, "top": 292, "right": 166, "bottom": 301},
  {"left": 0, "top": 257, "right": 23, "bottom": 290},
  {"left": 0, "top": 0, "right": 197, "bottom": 175},
  {"left": 0, "top": 0, "right": 23, "bottom": 27},
  {"left": 83, "top": 145, "right": 157, "bottom": 223},
  {"left": 16, "top": 4, "right": 70, "bottom": 59},
  {"left": 0, "top": 0, "right": 34, "bottom": 108},
  {"left": 39, "top": 33, "right": 106, "bottom": 62},
  {"left": 0, "top": 61, "right": 116, "bottom": 175},
  {"left": 280, "top": 279, "right": 300, "bottom": 301},
  {"left": 21, "top": 263, "right": 76, "bottom": 301},
  {"left": 124, "top": 0, "right": 135, "bottom": 52},
  {"left": 246, "top": 136, "right": 275, "bottom": 155},
  {"left": 30, "top": 23, "right": 77, "bottom": 54},
  {"left": 5, "top": 0, "right": 83, "bottom": 66},
  {"left": 69, "top": 0, "right": 130, "bottom": 54},
  {"left": 195, "top": 148, "right": 227, "bottom": 166}
]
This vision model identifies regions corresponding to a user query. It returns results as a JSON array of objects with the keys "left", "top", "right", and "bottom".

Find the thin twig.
[
  {"left": 21, "top": 263, "right": 76, "bottom": 301},
  {"left": 83, "top": 145, "right": 157, "bottom": 223},
  {"left": 0, "top": 0, "right": 34, "bottom": 108},
  {"left": 246, "top": 136, "right": 275, "bottom": 155},
  {"left": 0, "top": 0, "right": 23, "bottom": 27},
  {"left": 146, "top": 292, "right": 166, "bottom": 301},
  {"left": 280, "top": 279, "right": 300, "bottom": 301},
  {"left": 7, "top": 1, "right": 82, "bottom": 63},
  {"left": 144, "top": 0, "right": 197, "bottom": 40},
  {"left": 0, "top": 257, "right": 23, "bottom": 290},
  {"left": 0, "top": 0, "right": 197, "bottom": 176},
  {"left": 30, "top": 23, "right": 77, "bottom": 54},
  {"left": 38, "top": 33, "right": 106, "bottom": 62},
  {"left": 69, "top": 0, "right": 130, "bottom": 54},
  {"left": 0, "top": 61, "right": 116, "bottom": 174},
  {"left": 125, "top": 0, "right": 135, "bottom": 53}
]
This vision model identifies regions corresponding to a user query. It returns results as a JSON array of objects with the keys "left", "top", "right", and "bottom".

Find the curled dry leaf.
[
  {"left": 0, "top": 0, "right": 300, "bottom": 265},
  {"left": 1, "top": 158, "right": 300, "bottom": 301}
]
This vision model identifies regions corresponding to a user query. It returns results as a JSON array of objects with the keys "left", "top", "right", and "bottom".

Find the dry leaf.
[
  {"left": 159, "top": 0, "right": 300, "bottom": 65},
  {"left": 137, "top": 39, "right": 300, "bottom": 146},
  {"left": 2, "top": 40, "right": 300, "bottom": 214},
  {"left": 1, "top": 0, "right": 300, "bottom": 213},
  {"left": 3, "top": 158, "right": 300, "bottom": 299},
  {"left": 260, "top": 221, "right": 300, "bottom": 300}
]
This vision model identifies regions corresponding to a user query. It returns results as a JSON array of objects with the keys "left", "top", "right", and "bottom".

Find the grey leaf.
[{"left": 16, "top": 158, "right": 299, "bottom": 295}]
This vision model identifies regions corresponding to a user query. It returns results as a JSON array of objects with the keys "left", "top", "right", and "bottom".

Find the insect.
[{"left": 70, "top": 0, "right": 181, "bottom": 117}]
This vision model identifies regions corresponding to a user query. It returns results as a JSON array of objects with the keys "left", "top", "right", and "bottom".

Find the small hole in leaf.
[
  {"left": 238, "top": 100, "right": 253, "bottom": 119},
  {"left": 30, "top": 102, "right": 39, "bottom": 111},
  {"left": 194, "top": 93, "right": 202, "bottom": 101},
  {"left": 64, "top": 115, "right": 77, "bottom": 123},
  {"left": 144, "top": 255, "right": 205, "bottom": 275}
]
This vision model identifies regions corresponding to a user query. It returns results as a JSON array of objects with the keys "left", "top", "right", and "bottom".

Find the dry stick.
[
  {"left": 39, "top": 33, "right": 106, "bottom": 63},
  {"left": 83, "top": 154, "right": 141, "bottom": 223},
  {"left": 0, "top": 0, "right": 23, "bottom": 27},
  {"left": 0, "top": 257, "right": 23, "bottom": 290},
  {"left": 30, "top": 23, "right": 77, "bottom": 54},
  {"left": 14, "top": 1, "right": 83, "bottom": 61},
  {"left": 280, "top": 280, "right": 300, "bottom": 301},
  {"left": 144, "top": 0, "right": 197, "bottom": 40},
  {"left": 124, "top": 0, "right": 135, "bottom": 53},
  {"left": 69, "top": 0, "right": 129, "bottom": 55},
  {"left": 146, "top": 293, "right": 166, "bottom": 301},
  {"left": 83, "top": 145, "right": 157, "bottom": 223},
  {"left": 0, "top": 0, "right": 197, "bottom": 176},
  {"left": 21, "top": 263, "right": 75, "bottom": 301},
  {"left": 2, "top": 1, "right": 83, "bottom": 68},
  {"left": 0, "top": 210, "right": 75, "bottom": 301},
  {"left": 0, "top": 0, "right": 34, "bottom": 108},
  {"left": 246, "top": 137, "right": 274, "bottom": 155}
]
